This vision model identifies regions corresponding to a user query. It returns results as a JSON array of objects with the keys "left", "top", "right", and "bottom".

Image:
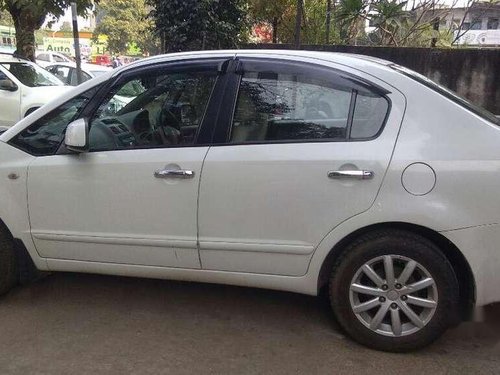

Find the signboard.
[
  {"left": 42, "top": 37, "right": 74, "bottom": 54},
  {"left": 42, "top": 36, "right": 107, "bottom": 57}
]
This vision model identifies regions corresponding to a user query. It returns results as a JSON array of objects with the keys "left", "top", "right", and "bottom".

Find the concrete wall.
[{"left": 243, "top": 44, "right": 500, "bottom": 115}]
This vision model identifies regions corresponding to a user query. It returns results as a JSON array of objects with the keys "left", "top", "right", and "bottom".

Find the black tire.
[
  {"left": 329, "top": 229, "right": 459, "bottom": 352},
  {"left": 0, "top": 225, "right": 18, "bottom": 295},
  {"left": 24, "top": 107, "right": 40, "bottom": 117}
]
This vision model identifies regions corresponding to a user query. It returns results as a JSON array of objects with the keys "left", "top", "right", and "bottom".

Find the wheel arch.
[
  {"left": 24, "top": 106, "right": 40, "bottom": 118},
  {"left": 318, "top": 221, "right": 476, "bottom": 321},
  {"left": 0, "top": 216, "right": 42, "bottom": 283}
]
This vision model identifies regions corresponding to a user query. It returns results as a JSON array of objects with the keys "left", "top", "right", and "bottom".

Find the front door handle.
[
  {"left": 328, "top": 170, "right": 374, "bottom": 180},
  {"left": 154, "top": 168, "right": 195, "bottom": 179}
]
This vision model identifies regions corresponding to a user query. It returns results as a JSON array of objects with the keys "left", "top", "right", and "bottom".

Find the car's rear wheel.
[{"left": 329, "top": 230, "right": 459, "bottom": 352}]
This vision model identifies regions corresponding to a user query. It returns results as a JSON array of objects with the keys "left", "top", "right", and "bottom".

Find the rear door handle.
[
  {"left": 154, "top": 169, "right": 195, "bottom": 179},
  {"left": 328, "top": 170, "right": 374, "bottom": 180}
]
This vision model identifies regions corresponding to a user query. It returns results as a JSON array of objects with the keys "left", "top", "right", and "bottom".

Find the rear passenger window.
[
  {"left": 229, "top": 63, "right": 389, "bottom": 143},
  {"left": 350, "top": 92, "right": 389, "bottom": 139}
]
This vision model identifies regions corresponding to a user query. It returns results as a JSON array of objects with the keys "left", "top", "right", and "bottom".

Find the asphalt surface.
[{"left": 0, "top": 273, "right": 498, "bottom": 375}]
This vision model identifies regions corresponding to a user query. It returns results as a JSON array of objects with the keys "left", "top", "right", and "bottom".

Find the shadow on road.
[{"left": 0, "top": 272, "right": 498, "bottom": 374}]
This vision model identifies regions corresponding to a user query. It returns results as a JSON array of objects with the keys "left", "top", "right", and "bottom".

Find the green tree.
[
  {"left": 0, "top": 8, "right": 13, "bottom": 26},
  {"left": 336, "top": 0, "right": 368, "bottom": 45},
  {"left": 93, "top": 0, "right": 157, "bottom": 55},
  {"left": 0, "top": 0, "right": 94, "bottom": 61},
  {"left": 248, "top": 0, "right": 294, "bottom": 43},
  {"left": 148, "top": 0, "right": 248, "bottom": 52},
  {"left": 59, "top": 20, "right": 72, "bottom": 32}
]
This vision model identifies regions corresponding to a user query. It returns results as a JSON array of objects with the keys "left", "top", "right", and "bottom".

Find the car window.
[
  {"left": 230, "top": 67, "right": 388, "bottom": 143},
  {"left": 350, "top": 91, "right": 389, "bottom": 139},
  {"left": 53, "top": 55, "right": 65, "bottom": 62},
  {"left": 88, "top": 69, "right": 217, "bottom": 152},
  {"left": 8, "top": 86, "right": 100, "bottom": 156},
  {"left": 0, "top": 62, "right": 63, "bottom": 87},
  {"left": 70, "top": 69, "right": 92, "bottom": 85},
  {"left": 37, "top": 53, "right": 50, "bottom": 61},
  {"left": 51, "top": 65, "right": 70, "bottom": 84}
]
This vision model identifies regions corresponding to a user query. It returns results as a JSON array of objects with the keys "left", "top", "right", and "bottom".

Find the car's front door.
[
  {"left": 0, "top": 67, "right": 21, "bottom": 126},
  {"left": 25, "top": 59, "right": 225, "bottom": 268},
  {"left": 198, "top": 58, "right": 405, "bottom": 276}
]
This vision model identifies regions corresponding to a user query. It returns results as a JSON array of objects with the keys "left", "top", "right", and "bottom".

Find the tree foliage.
[
  {"left": 246, "top": 0, "right": 499, "bottom": 47},
  {"left": 93, "top": 0, "right": 157, "bottom": 55},
  {"left": 248, "top": 0, "right": 295, "bottom": 43},
  {"left": 0, "top": 8, "right": 13, "bottom": 26},
  {"left": 0, "top": 0, "right": 94, "bottom": 60},
  {"left": 59, "top": 20, "right": 72, "bottom": 32},
  {"left": 148, "top": 0, "right": 249, "bottom": 52}
]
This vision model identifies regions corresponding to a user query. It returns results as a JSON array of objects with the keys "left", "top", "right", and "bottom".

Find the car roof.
[
  {"left": 119, "top": 49, "right": 393, "bottom": 72},
  {"left": 36, "top": 51, "right": 66, "bottom": 56},
  {"left": 46, "top": 62, "right": 112, "bottom": 72},
  {"left": 0, "top": 52, "right": 32, "bottom": 64}
]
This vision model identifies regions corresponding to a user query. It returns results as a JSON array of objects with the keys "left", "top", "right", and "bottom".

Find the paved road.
[{"left": 0, "top": 273, "right": 498, "bottom": 375}]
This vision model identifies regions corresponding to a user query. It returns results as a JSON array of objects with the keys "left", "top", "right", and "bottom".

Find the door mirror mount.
[
  {"left": 0, "top": 79, "right": 18, "bottom": 92},
  {"left": 65, "top": 118, "right": 89, "bottom": 153}
]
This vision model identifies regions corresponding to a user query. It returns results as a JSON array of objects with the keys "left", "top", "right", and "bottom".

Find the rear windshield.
[{"left": 391, "top": 64, "right": 499, "bottom": 126}]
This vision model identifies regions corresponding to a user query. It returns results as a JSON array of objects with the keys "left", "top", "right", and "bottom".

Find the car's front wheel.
[
  {"left": 0, "top": 225, "right": 18, "bottom": 295},
  {"left": 329, "top": 230, "right": 459, "bottom": 352}
]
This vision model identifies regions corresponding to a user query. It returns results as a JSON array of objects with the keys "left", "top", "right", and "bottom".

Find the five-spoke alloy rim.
[{"left": 349, "top": 255, "right": 438, "bottom": 337}]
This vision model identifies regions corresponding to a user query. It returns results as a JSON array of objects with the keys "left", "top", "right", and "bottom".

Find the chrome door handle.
[
  {"left": 328, "top": 170, "right": 374, "bottom": 180},
  {"left": 154, "top": 169, "right": 195, "bottom": 179}
]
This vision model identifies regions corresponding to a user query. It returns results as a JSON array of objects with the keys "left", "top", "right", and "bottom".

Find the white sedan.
[
  {"left": 0, "top": 50, "right": 499, "bottom": 352},
  {"left": 35, "top": 51, "right": 73, "bottom": 68},
  {"left": 45, "top": 62, "right": 112, "bottom": 86},
  {"left": 0, "top": 53, "right": 71, "bottom": 126}
]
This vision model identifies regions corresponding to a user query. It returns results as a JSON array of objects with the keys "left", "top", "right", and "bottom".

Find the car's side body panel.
[{"left": 0, "top": 145, "right": 48, "bottom": 270}]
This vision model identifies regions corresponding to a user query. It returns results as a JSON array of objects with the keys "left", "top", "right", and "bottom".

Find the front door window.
[{"left": 88, "top": 71, "right": 217, "bottom": 152}]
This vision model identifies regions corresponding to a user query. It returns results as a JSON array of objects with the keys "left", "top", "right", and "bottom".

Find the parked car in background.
[
  {"left": 0, "top": 53, "right": 71, "bottom": 126},
  {"left": 93, "top": 54, "right": 112, "bottom": 67},
  {"left": 46, "top": 62, "right": 112, "bottom": 86},
  {"left": 36, "top": 51, "right": 73, "bottom": 68},
  {"left": 0, "top": 50, "right": 499, "bottom": 352}
]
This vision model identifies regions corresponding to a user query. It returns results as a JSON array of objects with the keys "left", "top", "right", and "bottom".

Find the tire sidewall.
[{"left": 330, "top": 232, "right": 459, "bottom": 352}]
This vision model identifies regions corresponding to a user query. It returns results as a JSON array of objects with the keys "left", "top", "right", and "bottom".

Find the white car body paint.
[
  {"left": 0, "top": 55, "right": 72, "bottom": 126},
  {"left": 0, "top": 50, "right": 498, "bottom": 309}
]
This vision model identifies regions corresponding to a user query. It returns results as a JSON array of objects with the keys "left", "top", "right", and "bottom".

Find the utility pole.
[
  {"left": 294, "top": 0, "right": 303, "bottom": 48},
  {"left": 71, "top": 2, "right": 82, "bottom": 85},
  {"left": 326, "top": 0, "right": 332, "bottom": 44}
]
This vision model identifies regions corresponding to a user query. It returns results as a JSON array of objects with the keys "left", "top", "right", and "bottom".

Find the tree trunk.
[
  {"left": 8, "top": 5, "right": 37, "bottom": 61},
  {"left": 294, "top": 0, "right": 303, "bottom": 48},
  {"left": 14, "top": 21, "right": 36, "bottom": 61},
  {"left": 326, "top": 0, "right": 332, "bottom": 44},
  {"left": 272, "top": 17, "right": 278, "bottom": 43}
]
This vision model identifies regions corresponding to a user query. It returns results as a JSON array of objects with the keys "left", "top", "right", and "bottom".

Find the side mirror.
[
  {"left": 0, "top": 79, "right": 18, "bottom": 92},
  {"left": 65, "top": 118, "right": 89, "bottom": 153}
]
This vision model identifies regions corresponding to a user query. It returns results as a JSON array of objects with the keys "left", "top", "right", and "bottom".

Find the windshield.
[
  {"left": 391, "top": 64, "right": 499, "bottom": 126},
  {"left": 0, "top": 62, "right": 64, "bottom": 87}
]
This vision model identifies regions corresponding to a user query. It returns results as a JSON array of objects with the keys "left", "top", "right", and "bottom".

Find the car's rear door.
[
  {"left": 198, "top": 57, "right": 405, "bottom": 276},
  {"left": 25, "top": 58, "right": 229, "bottom": 268}
]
